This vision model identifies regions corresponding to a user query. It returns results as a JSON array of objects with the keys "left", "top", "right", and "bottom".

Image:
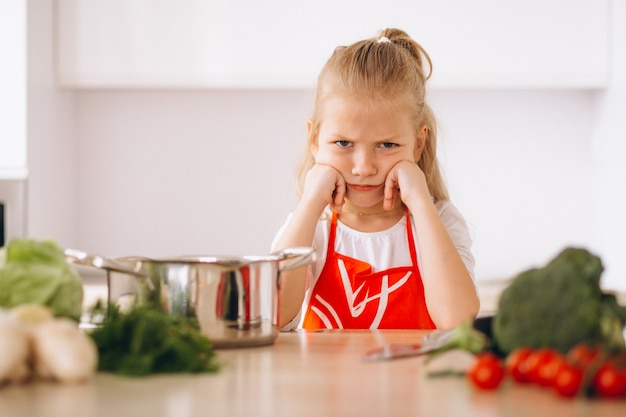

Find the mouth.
[{"left": 347, "top": 183, "right": 383, "bottom": 192}]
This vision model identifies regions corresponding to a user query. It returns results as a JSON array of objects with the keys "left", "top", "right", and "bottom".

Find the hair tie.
[{"left": 377, "top": 36, "right": 391, "bottom": 44}]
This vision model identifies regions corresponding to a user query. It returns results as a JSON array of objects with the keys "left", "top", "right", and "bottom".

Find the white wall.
[
  {"left": 431, "top": 90, "right": 597, "bottom": 281},
  {"left": 27, "top": 0, "right": 78, "bottom": 247},
  {"left": 588, "top": 0, "right": 626, "bottom": 293},
  {"left": 69, "top": 89, "right": 604, "bottom": 286},
  {"left": 72, "top": 89, "right": 309, "bottom": 257},
  {"left": 26, "top": 0, "right": 625, "bottom": 294}
]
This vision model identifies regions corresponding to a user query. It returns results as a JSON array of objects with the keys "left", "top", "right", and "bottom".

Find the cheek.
[
  {"left": 313, "top": 146, "right": 338, "bottom": 165},
  {"left": 312, "top": 148, "right": 326, "bottom": 164}
]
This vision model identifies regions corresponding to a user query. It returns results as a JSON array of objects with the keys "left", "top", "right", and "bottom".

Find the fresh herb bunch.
[{"left": 88, "top": 302, "right": 220, "bottom": 376}]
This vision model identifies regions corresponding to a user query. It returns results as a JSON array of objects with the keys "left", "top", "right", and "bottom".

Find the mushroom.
[
  {"left": 10, "top": 303, "right": 54, "bottom": 325},
  {"left": 31, "top": 317, "right": 98, "bottom": 383},
  {"left": 0, "top": 313, "right": 31, "bottom": 385}
]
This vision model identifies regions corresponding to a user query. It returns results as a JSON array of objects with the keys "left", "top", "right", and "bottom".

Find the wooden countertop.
[{"left": 1, "top": 330, "right": 624, "bottom": 417}]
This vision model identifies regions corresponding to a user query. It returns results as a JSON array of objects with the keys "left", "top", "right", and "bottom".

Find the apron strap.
[
  {"left": 405, "top": 212, "right": 419, "bottom": 267},
  {"left": 328, "top": 211, "right": 339, "bottom": 256}
]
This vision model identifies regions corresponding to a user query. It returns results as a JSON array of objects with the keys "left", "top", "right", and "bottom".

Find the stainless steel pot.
[{"left": 65, "top": 247, "right": 315, "bottom": 348}]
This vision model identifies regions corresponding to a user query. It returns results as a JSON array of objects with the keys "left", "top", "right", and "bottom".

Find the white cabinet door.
[
  {"left": 1, "top": 0, "right": 27, "bottom": 176},
  {"left": 56, "top": 0, "right": 610, "bottom": 89}
]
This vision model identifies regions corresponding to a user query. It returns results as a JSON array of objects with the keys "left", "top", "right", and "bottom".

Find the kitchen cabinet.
[
  {"left": 0, "top": 0, "right": 27, "bottom": 177},
  {"left": 56, "top": 0, "right": 609, "bottom": 89}
]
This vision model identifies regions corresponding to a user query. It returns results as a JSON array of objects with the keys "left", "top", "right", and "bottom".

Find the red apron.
[{"left": 302, "top": 212, "right": 436, "bottom": 330}]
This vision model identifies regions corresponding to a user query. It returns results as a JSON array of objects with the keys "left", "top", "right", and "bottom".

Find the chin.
[{"left": 345, "top": 193, "right": 384, "bottom": 209}]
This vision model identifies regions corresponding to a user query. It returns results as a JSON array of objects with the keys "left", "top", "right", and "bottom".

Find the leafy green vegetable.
[
  {"left": 0, "top": 238, "right": 83, "bottom": 321},
  {"left": 425, "top": 319, "right": 490, "bottom": 362},
  {"left": 492, "top": 247, "right": 626, "bottom": 355},
  {"left": 88, "top": 303, "right": 220, "bottom": 376}
]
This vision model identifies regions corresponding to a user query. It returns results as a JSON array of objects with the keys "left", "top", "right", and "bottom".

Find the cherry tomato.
[
  {"left": 567, "top": 344, "right": 600, "bottom": 370},
  {"left": 468, "top": 353, "right": 505, "bottom": 390},
  {"left": 535, "top": 352, "right": 566, "bottom": 387},
  {"left": 525, "top": 348, "right": 560, "bottom": 385},
  {"left": 553, "top": 363, "right": 584, "bottom": 397},
  {"left": 506, "top": 347, "right": 534, "bottom": 383},
  {"left": 593, "top": 362, "right": 626, "bottom": 398}
]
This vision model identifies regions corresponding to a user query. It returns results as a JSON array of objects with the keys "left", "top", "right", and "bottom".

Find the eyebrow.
[{"left": 326, "top": 132, "right": 405, "bottom": 143}]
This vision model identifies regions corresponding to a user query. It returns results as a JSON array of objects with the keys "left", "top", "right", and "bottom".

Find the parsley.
[{"left": 87, "top": 303, "right": 220, "bottom": 376}]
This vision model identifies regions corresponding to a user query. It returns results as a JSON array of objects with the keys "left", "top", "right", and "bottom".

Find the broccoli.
[{"left": 492, "top": 247, "right": 626, "bottom": 355}]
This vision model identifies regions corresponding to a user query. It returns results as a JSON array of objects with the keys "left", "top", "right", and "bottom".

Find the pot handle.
[
  {"left": 64, "top": 248, "right": 148, "bottom": 277},
  {"left": 272, "top": 247, "right": 317, "bottom": 272}
]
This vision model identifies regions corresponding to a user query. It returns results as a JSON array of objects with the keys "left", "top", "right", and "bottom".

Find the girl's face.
[{"left": 310, "top": 94, "right": 426, "bottom": 209}]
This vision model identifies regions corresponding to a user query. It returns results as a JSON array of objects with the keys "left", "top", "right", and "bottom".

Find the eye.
[
  {"left": 379, "top": 142, "right": 399, "bottom": 149},
  {"left": 335, "top": 140, "right": 352, "bottom": 148}
]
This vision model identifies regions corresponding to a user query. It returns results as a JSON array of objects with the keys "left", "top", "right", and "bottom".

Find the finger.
[
  {"left": 383, "top": 189, "right": 397, "bottom": 211},
  {"left": 383, "top": 174, "right": 397, "bottom": 210},
  {"left": 332, "top": 178, "right": 346, "bottom": 212}
]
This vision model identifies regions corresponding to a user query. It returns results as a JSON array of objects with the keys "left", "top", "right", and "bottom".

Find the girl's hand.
[
  {"left": 383, "top": 160, "right": 431, "bottom": 210},
  {"left": 302, "top": 164, "right": 346, "bottom": 213}
]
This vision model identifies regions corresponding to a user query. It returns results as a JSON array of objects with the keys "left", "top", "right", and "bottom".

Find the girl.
[{"left": 273, "top": 28, "right": 479, "bottom": 331}]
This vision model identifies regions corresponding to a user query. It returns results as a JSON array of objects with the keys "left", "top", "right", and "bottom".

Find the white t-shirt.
[{"left": 273, "top": 200, "right": 475, "bottom": 331}]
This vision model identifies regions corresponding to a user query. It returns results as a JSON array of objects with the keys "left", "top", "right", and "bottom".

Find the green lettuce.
[{"left": 0, "top": 238, "right": 83, "bottom": 321}]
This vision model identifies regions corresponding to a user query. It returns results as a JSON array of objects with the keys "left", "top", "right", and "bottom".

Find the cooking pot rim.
[
  {"left": 121, "top": 254, "right": 284, "bottom": 267},
  {"left": 65, "top": 246, "right": 315, "bottom": 276}
]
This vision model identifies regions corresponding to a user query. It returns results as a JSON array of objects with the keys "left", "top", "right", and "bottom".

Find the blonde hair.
[{"left": 296, "top": 28, "right": 448, "bottom": 203}]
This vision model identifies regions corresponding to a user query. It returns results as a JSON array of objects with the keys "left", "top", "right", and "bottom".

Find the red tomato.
[
  {"left": 506, "top": 347, "right": 534, "bottom": 383},
  {"left": 468, "top": 353, "right": 505, "bottom": 390},
  {"left": 593, "top": 362, "right": 626, "bottom": 398},
  {"left": 553, "top": 363, "right": 584, "bottom": 397},
  {"left": 535, "top": 352, "right": 566, "bottom": 387},
  {"left": 525, "top": 348, "right": 560, "bottom": 385},
  {"left": 567, "top": 344, "right": 600, "bottom": 370}
]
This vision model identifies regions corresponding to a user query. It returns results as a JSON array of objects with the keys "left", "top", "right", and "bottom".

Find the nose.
[{"left": 351, "top": 149, "right": 377, "bottom": 177}]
